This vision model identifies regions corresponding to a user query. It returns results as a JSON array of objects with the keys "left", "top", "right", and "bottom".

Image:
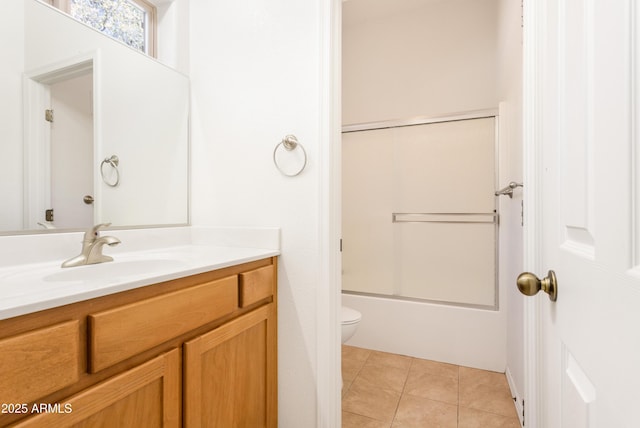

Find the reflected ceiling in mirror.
[{"left": 1, "top": 0, "right": 189, "bottom": 235}]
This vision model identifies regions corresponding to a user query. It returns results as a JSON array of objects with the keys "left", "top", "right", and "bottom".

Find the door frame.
[
  {"left": 22, "top": 74, "right": 52, "bottom": 230},
  {"left": 319, "top": 0, "right": 343, "bottom": 426},
  {"left": 22, "top": 52, "right": 99, "bottom": 230},
  {"left": 522, "top": 0, "right": 544, "bottom": 426}
]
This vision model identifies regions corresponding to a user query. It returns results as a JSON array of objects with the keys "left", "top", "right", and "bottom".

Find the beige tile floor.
[{"left": 342, "top": 345, "right": 522, "bottom": 428}]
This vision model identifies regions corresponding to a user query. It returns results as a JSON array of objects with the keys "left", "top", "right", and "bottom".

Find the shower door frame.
[{"left": 342, "top": 108, "right": 501, "bottom": 310}]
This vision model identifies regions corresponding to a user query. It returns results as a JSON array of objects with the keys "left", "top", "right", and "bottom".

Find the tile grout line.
[
  {"left": 390, "top": 356, "right": 414, "bottom": 425},
  {"left": 352, "top": 350, "right": 370, "bottom": 384},
  {"left": 343, "top": 348, "right": 372, "bottom": 396}
]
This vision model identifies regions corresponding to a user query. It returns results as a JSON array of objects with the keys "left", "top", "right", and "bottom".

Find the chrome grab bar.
[
  {"left": 392, "top": 213, "right": 498, "bottom": 224},
  {"left": 495, "top": 181, "right": 523, "bottom": 198}
]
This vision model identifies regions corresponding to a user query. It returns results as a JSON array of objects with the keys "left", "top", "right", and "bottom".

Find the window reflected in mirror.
[{"left": 46, "top": 0, "right": 157, "bottom": 56}]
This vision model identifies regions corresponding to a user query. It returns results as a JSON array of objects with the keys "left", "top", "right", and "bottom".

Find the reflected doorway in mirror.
[{"left": 23, "top": 54, "right": 96, "bottom": 231}]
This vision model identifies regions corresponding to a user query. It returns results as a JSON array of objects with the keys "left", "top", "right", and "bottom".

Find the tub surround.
[
  {"left": 0, "top": 226, "right": 280, "bottom": 320},
  {"left": 342, "top": 293, "right": 507, "bottom": 373}
]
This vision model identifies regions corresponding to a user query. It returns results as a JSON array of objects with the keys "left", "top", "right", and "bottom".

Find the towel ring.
[
  {"left": 273, "top": 135, "right": 307, "bottom": 177},
  {"left": 100, "top": 155, "right": 120, "bottom": 187}
]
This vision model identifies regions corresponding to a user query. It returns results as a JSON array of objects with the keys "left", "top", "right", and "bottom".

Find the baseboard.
[{"left": 505, "top": 366, "right": 524, "bottom": 427}]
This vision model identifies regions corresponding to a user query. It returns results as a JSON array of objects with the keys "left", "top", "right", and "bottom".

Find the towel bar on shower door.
[{"left": 391, "top": 213, "right": 498, "bottom": 224}]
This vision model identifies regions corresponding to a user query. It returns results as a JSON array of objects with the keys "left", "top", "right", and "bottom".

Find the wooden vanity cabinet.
[
  {"left": 184, "top": 303, "right": 277, "bottom": 428},
  {"left": 0, "top": 257, "right": 277, "bottom": 428}
]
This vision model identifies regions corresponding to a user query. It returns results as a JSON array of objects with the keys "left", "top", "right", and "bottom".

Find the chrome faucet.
[{"left": 61, "top": 223, "right": 121, "bottom": 268}]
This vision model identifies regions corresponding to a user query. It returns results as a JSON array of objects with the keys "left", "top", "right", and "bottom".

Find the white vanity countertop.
[{"left": 0, "top": 227, "right": 280, "bottom": 320}]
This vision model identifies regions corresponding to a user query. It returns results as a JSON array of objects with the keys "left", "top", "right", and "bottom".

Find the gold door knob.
[{"left": 516, "top": 270, "right": 558, "bottom": 301}]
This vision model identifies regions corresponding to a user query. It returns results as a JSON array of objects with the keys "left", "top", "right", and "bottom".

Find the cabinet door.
[
  {"left": 184, "top": 304, "right": 277, "bottom": 428},
  {"left": 12, "top": 349, "right": 180, "bottom": 428}
]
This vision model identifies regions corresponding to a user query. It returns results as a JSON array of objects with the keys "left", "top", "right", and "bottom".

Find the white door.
[
  {"left": 49, "top": 72, "right": 94, "bottom": 229},
  {"left": 525, "top": 1, "right": 640, "bottom": 427}
]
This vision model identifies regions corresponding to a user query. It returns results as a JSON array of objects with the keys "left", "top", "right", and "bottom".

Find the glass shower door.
[{"left": 342, "top": 116, "right": 497, "bottom": 308}]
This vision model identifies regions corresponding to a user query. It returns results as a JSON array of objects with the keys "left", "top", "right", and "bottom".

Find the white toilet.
[{"left": 341, "top": 306, "right": 362, "bottom": 343}]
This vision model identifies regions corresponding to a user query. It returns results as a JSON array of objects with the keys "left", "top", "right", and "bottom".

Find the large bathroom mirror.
[{"left": 1, "top": 0, "right": 189, "bottom": 234}]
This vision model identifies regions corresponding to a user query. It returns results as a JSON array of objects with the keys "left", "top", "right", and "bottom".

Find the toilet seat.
[{"left": 341, "top": 306, "right": 362, "bottom": 325}]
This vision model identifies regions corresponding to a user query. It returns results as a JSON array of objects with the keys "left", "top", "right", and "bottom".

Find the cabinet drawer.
[
  {"left": 89, "top": 275, "right": 238, "bottom": 372},
  {"left": 0, "top": 320, "right": 80, "bottom": 403},
  {"left": 239, "top": 265, "right": 275, "bottom": 308}
]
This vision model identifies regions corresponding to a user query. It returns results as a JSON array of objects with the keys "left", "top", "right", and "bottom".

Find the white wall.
[
  {"left": 497, "top": 0, "right": 525, "bottom": 423},
  {"left": 189, "top": 0, "right": 339, "bottom": 426},
  {"left": 0, "top": 2, "right": 25, "bottom": 231},
  {"left": 343, "top": 0, "right": 499, "bottom": 125},
  {"left": 153, "top": 0, "right": 190, "bottom": 74}
]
